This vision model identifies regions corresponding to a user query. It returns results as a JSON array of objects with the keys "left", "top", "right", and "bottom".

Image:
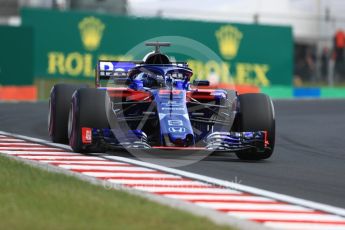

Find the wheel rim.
[
  {"left": 68, "top": 104, "right": 73, "bottom": 140},
  {"left": 48, "top": 99, "right": 52, "bottom": 135}
]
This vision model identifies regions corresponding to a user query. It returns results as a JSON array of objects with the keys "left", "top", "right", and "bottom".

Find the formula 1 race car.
[{"left": 48, "top": 42, "right": 275, "bottom": 160}]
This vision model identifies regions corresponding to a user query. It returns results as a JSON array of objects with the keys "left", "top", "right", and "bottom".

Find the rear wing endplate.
[{"left": 95, "top": 61, "right": 138, "bottom": 87}]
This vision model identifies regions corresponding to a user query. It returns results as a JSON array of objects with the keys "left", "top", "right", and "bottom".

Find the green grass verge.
[{"left": 0, "top": 155, "right": 234, "bottom": 230}]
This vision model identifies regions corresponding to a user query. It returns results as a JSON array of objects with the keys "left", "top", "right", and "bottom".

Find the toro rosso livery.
[{"left": 48, "top": 42, "right": 275, "bottom": 160}]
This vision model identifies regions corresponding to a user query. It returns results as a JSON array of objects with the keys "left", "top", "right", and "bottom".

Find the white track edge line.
[
  {"left": 0, "top": 150, "right": 267, "bottom": 230},
  {"left": 1, "top": 130, "right": 345, "bottom": 218},
  {"left": 106, "top": 155, "right": 345, "bottom": 217}
]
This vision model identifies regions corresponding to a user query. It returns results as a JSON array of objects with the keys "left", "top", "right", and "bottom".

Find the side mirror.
[{"left": 192, "top": 80, "right": 210, "bottom": 86}]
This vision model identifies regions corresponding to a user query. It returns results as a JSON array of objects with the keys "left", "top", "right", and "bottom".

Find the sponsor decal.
[
  {"left": 168, "top": 127, "right": 186, "bottom": 133},
  {"left": 159, "top": 90, "right": 182, "bottom": 95},
  {"left": 79, "top": 16, "right": 105, "bottom": 51},
  {"left": 162, "top": 107, "right": 184, "bottom": 111},
  {"left": 168, "top": 120, "right": 183, "bottom": 126},
  {"left": 188, "top": 60, "right": 270, "bottom": 86},
  {"left": 161, "top": 102, "right": 182, "bottom": 107},
  {"left": 215, "top": 25, "right": 243, "bottom": 60},
  {"left": 82, "top": 127, "right": 92, "bottom": 144}
]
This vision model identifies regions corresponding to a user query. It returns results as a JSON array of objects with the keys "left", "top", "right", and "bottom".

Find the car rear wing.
[
  {"left": 95, "top": 60, "right": 189, "bottom": 87},
  {"left": 95, "top": 61, "right": 139, "bottom": 87}
]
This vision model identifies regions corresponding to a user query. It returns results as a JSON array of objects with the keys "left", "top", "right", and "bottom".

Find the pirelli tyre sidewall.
[
  {"left": 48, "top": 84, "right": 87, "bottom": 144},
  {"left": 69, "top": 88, "right": 108, "bottom": 153},
  {"left": 235, "top": 93, "right": 275, "bottom": 160}
]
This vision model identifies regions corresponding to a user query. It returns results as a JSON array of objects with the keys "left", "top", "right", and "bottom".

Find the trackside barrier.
[
  {"left": 261, "top": 86, "right": 345, "bottom": 99},
  {"left": 1, "top": 84, "right": 344, "bottom": 101},
  {"left": 0, "top": 86, "right": 37, "bottom": 101}
]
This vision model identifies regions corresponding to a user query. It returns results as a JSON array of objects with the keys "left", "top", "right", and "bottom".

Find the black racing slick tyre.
[
  {"left": 48, "top": 84, "right": 87, "bottom": 143},
  {"left": 235, "top": 93, "right": 275, "bottom": 161},
  {"left": 68, "top": 88, "right": 109, "bottom": 153}
]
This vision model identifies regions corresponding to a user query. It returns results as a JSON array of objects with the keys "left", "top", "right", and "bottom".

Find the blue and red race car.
[{"left": 48, "top": 42, "right": 275, "bottom": 160}]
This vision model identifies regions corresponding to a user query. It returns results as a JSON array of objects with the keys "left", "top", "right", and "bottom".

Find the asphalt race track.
[{"left": 1, "top": 100, "right": 345, "bottom": 209}]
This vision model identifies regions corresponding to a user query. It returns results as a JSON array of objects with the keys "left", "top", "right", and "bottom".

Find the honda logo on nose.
[{"left": 168, "top": 127, "right": 186, "bottom": 133}]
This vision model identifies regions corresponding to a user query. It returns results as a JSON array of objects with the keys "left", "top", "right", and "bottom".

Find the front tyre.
[
  {"left": 48, "top": 84, "right": 87, "bottom": 143},
  {"left": 68, "top": 88, "right": 109, "bottom": 153},
  {"left": 235, "top": 93, "right": 275, "bottom": 161}
]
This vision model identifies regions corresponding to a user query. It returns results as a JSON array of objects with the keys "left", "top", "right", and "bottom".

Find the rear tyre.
[
  {"left": 68, "top": 88, "right": 109, "bottom": 153},
  {"left": 48, "top": 84, "right": 87, "bottom": 143},
  {"left": 235, "top": 93, "right": 275, "bottom": 160}
]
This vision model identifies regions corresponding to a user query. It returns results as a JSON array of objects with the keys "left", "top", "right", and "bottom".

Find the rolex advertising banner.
[{"left": 22, "top": 8, "right": 293, "bottom": 86}]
